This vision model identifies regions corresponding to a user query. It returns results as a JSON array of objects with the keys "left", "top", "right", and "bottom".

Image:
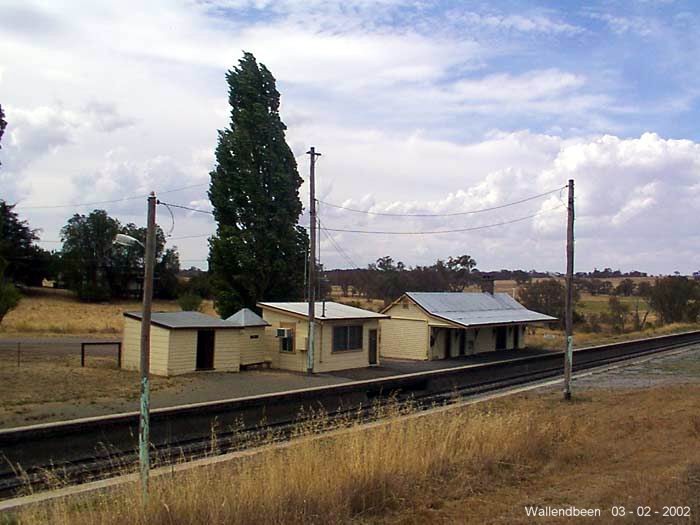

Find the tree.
[
  {"left": 445, "top": 254, "right": 478, "bottom": 291},
  {"left": 604, "top": 296, "right": 630, "bottom": 333},
  {"left": 0, "top": 201, "right": 56, "bottom": 286},
  {"left": 615, "top": 278, "right": 636, "bottom": 297},
  {"left": 0, "top": 103, "right": 6, "bottom": 168},
  {"left": 61, "top": 210, "right": 120, "bottom": 301},
  {"left": 208, "top": 52, "right": 308, "bottom": 317},
  {"left": 61, "top": 210, "right": 179, "bottom": 301},
  {"left": 518, "top": 279, "right": 579, "bottom": 327},
  {"left": 647, "top": 277, "right": 700, "bottom": 324},
  {"left": 0, "top": 259, "right": 20, "bottom": 325}
]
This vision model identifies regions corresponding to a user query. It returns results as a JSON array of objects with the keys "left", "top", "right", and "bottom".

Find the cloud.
[
  {"left": 456, "top": 12, "right": 584, "bottom": 35},
  {"left": 1, "top": 1, "right": 699, "bottom": 276}
]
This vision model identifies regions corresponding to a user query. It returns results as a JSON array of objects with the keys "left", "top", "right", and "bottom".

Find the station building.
[
  {"left": 258, "top": 301, "right": 388, "bottom": 373},
  {"left": 121, "top": 308, "right": 268, "bottom": 376},
  {"left": 380, "top": 291, "right": 555, "bottom": 360}
]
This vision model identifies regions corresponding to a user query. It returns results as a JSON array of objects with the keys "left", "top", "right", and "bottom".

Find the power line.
[
  {"left": 156, "top": 201, "right": 214, "bottom": 215},
  {"left": 14, "top": 183, "right": 208, "bottom": 210},
  {"left": 319, "top": 221, "right": 360, "bottom": 269},
  {"left": 317, "top": 185, "right": 566, "bottom": 218},
  {"left": 321, "top": 205, "right": 565, "bottom": 235}
]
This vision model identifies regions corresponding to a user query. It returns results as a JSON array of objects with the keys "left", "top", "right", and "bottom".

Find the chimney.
[{"left": 480, "top": 274, "right": 494, "bottom": 295}]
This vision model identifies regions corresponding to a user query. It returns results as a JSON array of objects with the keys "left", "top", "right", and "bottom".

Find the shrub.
[
  {"left": 178, "top": 293, "right": 203, "bottom": 312},
  {"left": 0, "top": 280, "right": 21, "bottom": 324}
]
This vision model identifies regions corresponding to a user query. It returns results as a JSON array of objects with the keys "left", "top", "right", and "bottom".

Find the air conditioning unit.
[{"left": 276, "top": 328, "right": 292, "bottom": 338}]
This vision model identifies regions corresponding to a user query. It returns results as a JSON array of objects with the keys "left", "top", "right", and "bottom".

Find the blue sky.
[{"left": 1, "top": 0, "right": 699, "bottom": 274}]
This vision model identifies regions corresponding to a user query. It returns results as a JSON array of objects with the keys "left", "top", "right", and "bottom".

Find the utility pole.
[
  {"left": 564, "top": 179, "right": 575, "bottom": 401},
  {"left": 139, "top": 192, "right": 157, "bottom": 502},
  {"left": 306, "top": 147, "right": 321, "bottom": 373}
]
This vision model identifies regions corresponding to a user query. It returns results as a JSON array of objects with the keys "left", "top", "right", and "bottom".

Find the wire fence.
[{"left": 0, "top": 340, "right": 121, "bottom": 369}]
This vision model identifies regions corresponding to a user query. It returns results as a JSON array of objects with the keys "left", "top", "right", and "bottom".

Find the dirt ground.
[{"left": 0, "top": 347, "right": 553, "bottom": 428}]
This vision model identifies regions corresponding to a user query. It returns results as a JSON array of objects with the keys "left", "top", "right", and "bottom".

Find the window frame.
[{"left": 332, "top": 324, "right": 364, "bottom": 353}]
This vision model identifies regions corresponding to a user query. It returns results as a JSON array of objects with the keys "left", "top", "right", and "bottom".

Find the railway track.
[{"left": 1, "top": 330, "right": 699, "bottom": 500}]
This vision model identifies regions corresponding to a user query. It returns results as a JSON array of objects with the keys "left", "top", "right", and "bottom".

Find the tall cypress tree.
[{"left": 208, "top": 52, "right": 308, "bottom": 317}]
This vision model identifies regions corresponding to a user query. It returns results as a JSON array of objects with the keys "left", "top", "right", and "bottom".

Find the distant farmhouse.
[{"left": 380, "top": 290, "right": 555, "bottom": 360}]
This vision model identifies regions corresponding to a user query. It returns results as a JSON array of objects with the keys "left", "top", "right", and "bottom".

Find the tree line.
[{"left": 1, "top": 203, "right": 181, "bottom": 303}]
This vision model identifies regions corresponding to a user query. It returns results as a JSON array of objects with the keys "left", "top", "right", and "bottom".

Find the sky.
[{"left": 1, "top": 0, "right": 699, "bottom": 275}]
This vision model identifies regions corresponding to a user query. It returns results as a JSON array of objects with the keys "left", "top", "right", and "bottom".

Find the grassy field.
[
  {"left": 15, "top": 384, "right": 700, "bottom": 524},
  {"left": 0, "top": 288, "right": 216, "bottom": 337}
]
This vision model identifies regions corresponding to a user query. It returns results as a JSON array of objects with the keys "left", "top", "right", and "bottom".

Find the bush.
[
  {"left": 178, "top": 293, "right": 203, "bottom": 312},
  {"left": 0, "top": 280, "right": 21, "bottom": 324}
]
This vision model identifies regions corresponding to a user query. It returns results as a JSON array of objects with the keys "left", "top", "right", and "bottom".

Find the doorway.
[
  {"left": 513, "top": 326, "right": 520, "bottom": 349},
  {"left": 444, "top": 330, "right": 452, "bottom": 359},
  {"left": 458, "top": 330, "right": 466, "bottom": 356},
  {"left": 495, "top": 327, "right": 507, "bottom": 351},
  {"left": 196, "top": 330, "right": 215, "bottom": 370},
  {"left": 368, "top": 329, "right": 378, "bottom": 365}
]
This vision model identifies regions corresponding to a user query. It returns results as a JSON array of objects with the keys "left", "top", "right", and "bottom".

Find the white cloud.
[{"left": 0, "top": 1, "right": 698, "bottom": 276}]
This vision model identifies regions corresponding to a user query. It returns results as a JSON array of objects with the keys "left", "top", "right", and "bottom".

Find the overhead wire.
[
  {"left": 14, "top": 183, "right": 208, "bottom": 210},
  {"left": 317, "top": 185, "right": 566, "bottom": 218},
  {"left": 320, "top": 205, "right": 565, "bottom": 235}
]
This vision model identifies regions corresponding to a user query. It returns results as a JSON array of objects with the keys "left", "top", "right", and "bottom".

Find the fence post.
[{"left": 17, "top": 343, "right": 20, "bottom": 368}]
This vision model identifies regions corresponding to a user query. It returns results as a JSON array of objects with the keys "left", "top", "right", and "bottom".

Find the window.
[
  {"left": 250, "top": 335, "right": 259, "bottom": 339},
  {"left": 333, "top": 325, "right": 363, "bottom": 352},
  {"left": 281, "top": 335, "right": 294, "bottom": 352}
]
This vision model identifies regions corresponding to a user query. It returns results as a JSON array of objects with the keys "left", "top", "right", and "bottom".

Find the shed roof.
[
  {"left": 124, "top": 311, "right": 243, "bottom": 330},
  {"left": 258, "top": 301, "right": 388, "bottom": 321},
  {"left": 402, "top": 292, "right": 556, "bottom": 328},
  {"left": 225, "top": 308, "right": 270, "bottom": 327}
]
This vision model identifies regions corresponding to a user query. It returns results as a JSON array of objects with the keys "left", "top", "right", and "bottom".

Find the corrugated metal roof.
[
  {"left": 225, "top": 308, "right": 270, "bottom": 327},
  {"left": 124, "top": 311, "right": 243, "bottom": 330},
  {"left": 406, "top": 292, "right": 556, "bottom": 328},
  {"left": 258, "top": 301, "right": 388, "bottom": 320}
]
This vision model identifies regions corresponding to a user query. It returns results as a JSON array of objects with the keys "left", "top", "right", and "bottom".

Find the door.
[
  {"left": 368, "top": 329, "right": 378, "bottom": 365},
  {"left": 495, "top": 327, "right": 507, "bottom": 351},
  {"left": 459, "top": 330, "right": 466, "bottom": 356},
  {"left": 513, "top": 326, "right": 520, "bottom": 349},
  {"left": 444, "top": 330, "right": 452, "bottom": 359},
  {"left": 196, "top": 330, "right": 215, "bottom": 370}
]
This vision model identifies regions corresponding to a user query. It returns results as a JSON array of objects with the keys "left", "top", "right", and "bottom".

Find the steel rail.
[{"left": 1, "top": 330, "right": 699, "bottom": 499}]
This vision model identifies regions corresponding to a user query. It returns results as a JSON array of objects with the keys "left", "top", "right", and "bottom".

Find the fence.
[{"left": 0, "top": 340, "right": 122, "bottom": 369}]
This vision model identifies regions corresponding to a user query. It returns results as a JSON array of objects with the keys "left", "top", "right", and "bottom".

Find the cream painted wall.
[
  {"left": 379, "top": 318, "right": 429, "bottom": 360},
  {"left": 121, "top": 317, "right": 170, "bottom": 376},
  {"left": 239, "top": 327, "right": 268, "bottom": 366},
  {"left": 261, "top": 307, "right": 377, "bottom": 372}
]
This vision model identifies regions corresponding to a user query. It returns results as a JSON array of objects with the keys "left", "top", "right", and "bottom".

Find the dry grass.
[
  {"left": 527, "top": 321, "right": 700, "bottom": 351},
  {"left": 0, "top": 355, "right": 178, "bottom": 415},
  {"left": 0, "top": 288, "right": 216, "bottom": 338},
  {"left": 13, "top": 385, "right": 700, "bottom": 524}
]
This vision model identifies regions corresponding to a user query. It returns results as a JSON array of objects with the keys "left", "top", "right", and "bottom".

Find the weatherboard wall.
[
  {"left": 239, "top": 327, "right": 267, "bottom": 366},
  {"left": 121, "top": 317, "right": 171, "bottom": 376},
  {"left": 261, "top": 307, "right": 377, "bottom": 372},
  {"left": 378, "top": 318, "right": 429, "bottom": 360}
]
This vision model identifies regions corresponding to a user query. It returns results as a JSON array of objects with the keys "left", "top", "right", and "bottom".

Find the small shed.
[
  {"left": 225, "top": 308, "right": 270, "bottom": 366},
  {"left": 258, "top": 301, "right": 388, "bottom": 373},
  {"left": 380, "top": 292, "right": 556, "bottom": 360},
  {"left": 122, "top": 310, "right": 265, "bottom": 376}
]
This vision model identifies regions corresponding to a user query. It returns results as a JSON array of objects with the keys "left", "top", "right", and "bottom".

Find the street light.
[
  {"left": 114, "top": 233, "right": 144, "bottom": 249},
  {"left": 114, "top": 194, "right": 157, "bottom": 506}
]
